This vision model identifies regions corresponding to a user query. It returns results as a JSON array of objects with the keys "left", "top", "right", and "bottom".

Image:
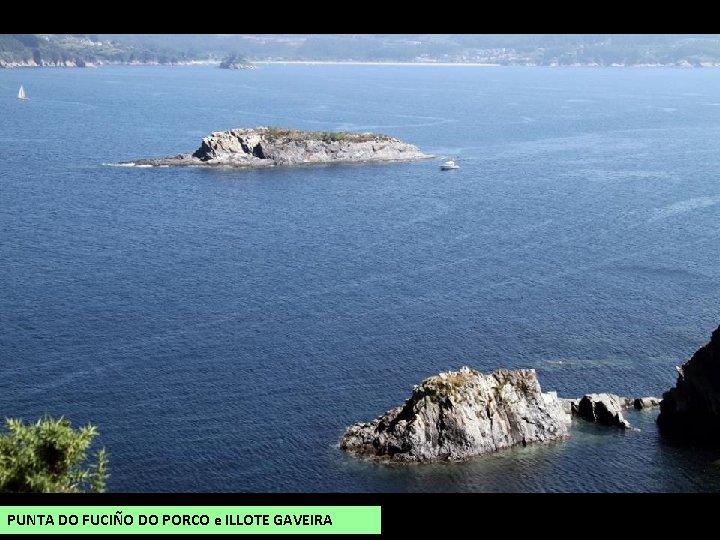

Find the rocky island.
[
  {"left": 123, "top": 128, "right": 430, "bottom": 169},
  {"left": 340, "top": 367, "right": 571, "bottom": 462},
  {"left": 340, "top": 365, "right": 668, "bottom": 463}
]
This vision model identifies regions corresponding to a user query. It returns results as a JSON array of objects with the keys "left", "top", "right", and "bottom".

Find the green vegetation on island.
[
  {"left": 0, "top": 416, "right": 108, "bottom": 493},
  {"left": 260, "top": 127, "right": 391, "bottom": 143}
]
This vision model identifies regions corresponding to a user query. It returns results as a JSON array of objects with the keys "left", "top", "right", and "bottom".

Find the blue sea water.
[{"left": 1, "top": 64, "right": 719, "bottom": 492}]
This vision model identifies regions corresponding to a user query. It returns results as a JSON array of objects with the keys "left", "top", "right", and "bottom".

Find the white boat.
[
  {"left": 17, "top": 85, "right": 28, "bottom": 100},
  {"left": 440, "top": 159, "right": 459, "bottom": 170}
]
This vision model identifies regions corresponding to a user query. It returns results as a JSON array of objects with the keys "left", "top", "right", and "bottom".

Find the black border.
[{"left": 3, "top": 492, "right": 719, "bottom": 535}]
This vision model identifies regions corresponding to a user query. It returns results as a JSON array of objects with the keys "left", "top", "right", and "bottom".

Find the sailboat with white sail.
[{"left": 17, "top": 85, "right": 28, "bottom": 100}]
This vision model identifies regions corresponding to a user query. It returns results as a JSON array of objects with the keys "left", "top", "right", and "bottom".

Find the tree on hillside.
[
  {"left": 0, "top": 416, "right": 108, "bottom": 493},
  {"left": 219, "top": 53, "right": 252, "bottom": 69}
]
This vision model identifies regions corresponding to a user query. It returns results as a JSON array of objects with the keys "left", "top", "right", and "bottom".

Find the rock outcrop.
[
  {"left": 340, "top": 367, "right": 570, "bottom": 462},
  {"left": 571, "top": 393, "right": 632, "bottom": 429},
  {"left": 634, "top": 397, "right": 661, "bottom": 410},
  {"left": 657, "top": 325, "right": 720, "bottom": 442},
  {"left": 123, "top": 127, "right": 430, "bottom": 169}
]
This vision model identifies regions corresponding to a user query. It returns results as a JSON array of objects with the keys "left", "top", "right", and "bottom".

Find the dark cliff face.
[{"left": 657, "top": 325, "right": 720, "bottom": 442}]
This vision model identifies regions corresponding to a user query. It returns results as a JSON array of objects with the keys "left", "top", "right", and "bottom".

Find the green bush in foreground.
[{"left": 0, "top": 416, "right": 108, "bottom": 493}]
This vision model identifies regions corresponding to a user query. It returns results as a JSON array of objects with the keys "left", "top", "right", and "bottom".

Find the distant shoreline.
[
  {"left": 255, "top": 61, "right": 502, "bottom": 67},
  {"left": 255, "top": 61, "right": 717, "bottom": 68},
  {"left": 3, "top": 60, "right": 719, "bottom": 69},
  {"left": 0, "top": 60, "right": 221, "bottom": 69}
]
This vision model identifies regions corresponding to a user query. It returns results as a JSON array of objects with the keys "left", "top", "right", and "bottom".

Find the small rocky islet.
[
  {"left": 123, "top": 127, "right": 430, "bottom": 169},
  {"left": 341, "top": 368, "right": 570, "bottom": 462},
  {"left": 341, "top": 325, "right": 720, "bottom": 463}
]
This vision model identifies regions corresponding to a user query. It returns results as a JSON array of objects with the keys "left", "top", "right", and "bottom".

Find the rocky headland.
[
  {"left": 122, "top": 127, "right": 430, "bottom": 169},
  {"left": 657, "top": 325, "right": 720, "bottom": 442}
]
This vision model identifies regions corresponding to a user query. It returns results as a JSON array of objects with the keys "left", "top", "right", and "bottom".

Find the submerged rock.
[
  {"left": 340, "top": 367, "right": 570, "bottom": 462},
  {"left": 658, "top": 325, "right": 720, "bottom": 442},
  {"left": 572, "top": 393, "right": 632, "bottom": 429},
  {"left": 122, "top": 127, "right": 430, "bottom": 169}
]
